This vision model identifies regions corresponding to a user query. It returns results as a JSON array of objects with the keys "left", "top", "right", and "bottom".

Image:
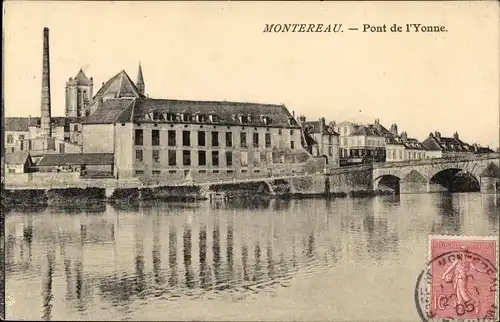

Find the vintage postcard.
[{"left": 1, "top": 1, "right": 499, "bottom": 321}]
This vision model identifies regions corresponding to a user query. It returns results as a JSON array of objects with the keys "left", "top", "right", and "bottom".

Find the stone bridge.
[{"left": 372, "top": 153, "right": 500, "bottom": 194}]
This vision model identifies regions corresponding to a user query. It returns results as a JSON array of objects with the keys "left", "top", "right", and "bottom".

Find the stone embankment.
[{"left": 2, "top": 171, "right": 395, "bottom": 209}]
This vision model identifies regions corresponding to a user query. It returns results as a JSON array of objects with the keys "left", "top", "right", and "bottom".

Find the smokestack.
[{"left": 40, "top": 27, "right": 52, "bottom": 138}]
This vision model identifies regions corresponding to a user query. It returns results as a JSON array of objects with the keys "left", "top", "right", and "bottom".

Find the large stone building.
[
  {"left": 81, "top": 70, "right": 322, "bottom": 183},
  {"left": 298, "top": 116, "right": 340, "bottom": 169}
]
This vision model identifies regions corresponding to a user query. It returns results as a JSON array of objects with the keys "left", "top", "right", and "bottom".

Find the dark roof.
[
  {"left": 130, "top": 98, "right": 300, "bottom": 128},
  {"left": 302, "top": 121, "right": 339, "bottom": 135},
  {"left": 37, "top": 153, "right": 114, "bottom": 166},
  {"left": 94, "top": 70, "right": 145, "bottom": 99},
  {"left": 75, "top": 69, "right": 92, "bottom": 86},
  {"left": 421, "top": 135, "right": 474, "bottom": 152},
  {"left": 474, "top": 147, "right": 494, "bottom": 154},
  {"left": 349, "top": 125, "right": 384, "bottom": 137},
  {"left": 371, "top": 123, "right": 394, "bottom": 137},
  {"left": 83, "top": 99, "right": 135, "bottom": 124},
  {"left": 5, "top": 151, "right": 31, "bottom": 165},
  {"left": 5, "top": 117, "right": 84, "bottom": 132},
  {"left": 303, "top": 132, "right": 318, "bottom": 146},
  {"left": 403, "top": 138, "right": 427, "bottom": 150},
  {"left": 386, "top": 136, "right": 427, "bottom": 150},
  {"left": 137, "top": 63, "right": 144, "bottom": 86}
]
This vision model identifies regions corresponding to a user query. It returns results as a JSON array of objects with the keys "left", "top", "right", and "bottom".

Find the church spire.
[{"left": 137, "top": 61, "right": 145, "bottom": 95}]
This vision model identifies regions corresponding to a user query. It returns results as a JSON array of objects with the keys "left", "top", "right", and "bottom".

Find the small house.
[
  {"left": 35, "top": 153, "right": 114, "bottom": 177},
  {"left": 5, "top": 151, "right": 34, "bottom": 174}
]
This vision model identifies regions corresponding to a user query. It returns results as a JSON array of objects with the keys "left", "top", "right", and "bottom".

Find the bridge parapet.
[{"left": 373, "top": 153, "right": 499, "bottom": 170}]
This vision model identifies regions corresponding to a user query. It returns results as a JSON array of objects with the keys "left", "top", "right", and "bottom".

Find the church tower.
[
  {"left": 136, "top": 62, "right": 145, "bottom": 95},
  {"left": 65, "top": 69, "right": 94, "bottom": 117}
]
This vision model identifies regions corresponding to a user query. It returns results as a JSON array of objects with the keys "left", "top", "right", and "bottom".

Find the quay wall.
[
  {"left": 2, "top": 166, "right": 386, "bottom": 207},
  {"left": 328, "top": 165, "right": 374, "bottom": 194}
]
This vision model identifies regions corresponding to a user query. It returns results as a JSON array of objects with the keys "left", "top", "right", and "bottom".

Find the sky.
[{"left": 3, "top": 1, "right": 499, "bottom": 148}]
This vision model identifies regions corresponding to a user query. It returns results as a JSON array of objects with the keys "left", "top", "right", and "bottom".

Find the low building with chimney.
[
  {"left": 4, "top": 28, "right": 84, "bottom": 156},
  {"left": 297, "top": 116, "right": 340, "bottom": 169},
  {"left": 421, "top": 131, "right": 493, "bottom": 158}
]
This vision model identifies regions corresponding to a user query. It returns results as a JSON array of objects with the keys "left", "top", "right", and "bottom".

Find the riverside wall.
[{"left": 2, "top": 165, "right": 389, "bottom": 207}]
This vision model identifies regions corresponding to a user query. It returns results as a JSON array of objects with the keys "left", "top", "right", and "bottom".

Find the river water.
[{"left": 4, "top": 193, "right": 499, "bottom": 321}]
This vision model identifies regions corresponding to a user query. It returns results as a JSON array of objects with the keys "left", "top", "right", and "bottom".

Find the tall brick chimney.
[{"left": 40, "top": 27, "right": 52, "bottom": 138}]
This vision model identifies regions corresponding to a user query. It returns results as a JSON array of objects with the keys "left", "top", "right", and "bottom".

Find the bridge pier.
[
  {"left": 400, "top": 180, "right": 428, "bottom": 194},
  {"left": 480, "top": 176, "right": 499, "bottom": 194}
]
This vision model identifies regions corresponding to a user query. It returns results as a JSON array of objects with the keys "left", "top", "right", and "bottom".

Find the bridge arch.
[
  {"left": 428, "top": 167, "right": 480, "bottom": 193},
  {"left": 373, "top": 174, "right": 401, "bottom": 194}
]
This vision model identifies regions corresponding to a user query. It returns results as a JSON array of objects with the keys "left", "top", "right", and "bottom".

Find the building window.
[
  {"left": 152, "top": 130, "right": 160, "bottom": 146},
  {"left": 212, "top": 151, "right": 219, "bottom": 166},
  {"left": 135, "top": 129, "right": 143, "bottom": 145},
  {"left": 59, "top": 143, "right": 65, "bottom": 153},
  {"left": 28, "top": 140, "right": 32, "bottom": 150},
  {"left": 183, "top": 150, "right": 191, "bottom": 166},
  {"left": 253, "top": 133, "right": 259, "bottom": 148},
  {"left": 226, "top": 132, "right": 233, "bottom": 147},
  {"left": 240, "top": 133, "right": 247, "bottom": 148},
  {"left": 198, "top": 131, "right": 206, "bottom": 146},
  {"left": 399, "top": 150, "right": 403, "bottom": 160},
  {"left": 182, "top": 131, "right": 190, "bottom": 146},
  {"left": 136, "top": 149, "right": 143, "bottom": 162},
  {"left": 267, "top": 152, "right": 273, "bottom": 163},
  {"left": 241, "top": 151, "right": 248, "bottom": 166},
  {"left": 290, "top": 141, "right": 295, "bottom": 149},
  {"left": 328, "top": 135, "right": 333, "bottom": 144},
  {"left": 7, "top": 135, "right": 13, "bottom": 144},
  {"left": 211, "top": 131, "right": 219, "bottom": 147},
  {"left": 19, "top": 135, "right": 25, "bottom": 141},
  {"left": 329, "top": 147, "right": 333, "bottom": 155},
  {"left": 168, "top": 130, "right": 176, "bottom": 146},
  {"left": 152, "top": 170, "right": 161, "bottom": 175},
  {"left": 265, "top": 133, "right": 271, "bottom": 148},
  {"left": 152, "top": 150, "right": 160, "bottom": 163},
  {"left": 73, "top": 124, "right": 78, "bottom": 132},
  {"left": 199, "top": 151, "right": 206, "bottom": 166},
  {"left": 135, "top": 170, "right": 144, "bottom": 175},
  {"left": 254, "top": 151, "right": 261, "bottom": 163},
  {"left": 278, "top": 129, "right": 282, "bottom": 135},
  {"left": 290, "top": 129, "right": 294, "bottom": 135},
  {"left": 226, "top": 152, "right": 233, "bottom": 166},
  {"left": 168, "top": 150, "right": 176, "bottom": 166}
]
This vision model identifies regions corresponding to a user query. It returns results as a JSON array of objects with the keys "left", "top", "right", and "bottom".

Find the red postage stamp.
[{"left": 428, "top": 235, "right": 499, "bottom": 321}]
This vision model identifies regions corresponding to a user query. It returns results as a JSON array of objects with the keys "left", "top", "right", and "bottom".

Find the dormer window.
[
  {"left": 209, "top": 114, "right": 218, "bottom": 123},
  {"left": 247, "top": 114, "right": 252, "bottom": 123},
  {"left": 238, "top": 114, "right": 243, "bottom": 123},
  {"left": 231, "top": 114, "right": 237, "bottom": 122}
]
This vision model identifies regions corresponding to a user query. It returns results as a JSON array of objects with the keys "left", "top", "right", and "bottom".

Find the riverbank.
[{"left": 2, "top": 184, "right": 395, "bottom": 210}]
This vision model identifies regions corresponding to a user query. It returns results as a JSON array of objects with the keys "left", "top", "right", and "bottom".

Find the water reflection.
[
  {"left": 4, "top": 194, "right": 499, "bottom": 321},
  {"left": 41, "top": 248, "right": 55, "bottom": 321}
]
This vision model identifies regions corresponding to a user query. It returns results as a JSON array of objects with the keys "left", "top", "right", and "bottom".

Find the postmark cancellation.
[{"left": 416, "top": 235, "right": 499, "bottom": 322}]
